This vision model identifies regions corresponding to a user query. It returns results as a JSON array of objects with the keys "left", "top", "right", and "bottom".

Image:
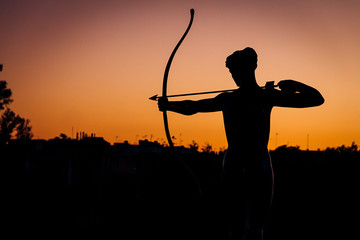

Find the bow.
[
  {"left": 161, "top": 9, "right": 201, "bottom": 195},
  {"left": 162, "top": 9, "right": 194, "bottom": 149}
]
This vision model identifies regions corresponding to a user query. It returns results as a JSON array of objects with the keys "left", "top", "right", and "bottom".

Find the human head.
[
  {"left": 226, "top": 47, "right": 258, "bottom": 71},
  {"left": 226, "top": 47, "right": 258, "bottom": 87}
]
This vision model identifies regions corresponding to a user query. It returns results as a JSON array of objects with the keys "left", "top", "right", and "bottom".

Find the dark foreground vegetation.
[{"left": 2, "top": 139, "right": 360, "bottom": 239}]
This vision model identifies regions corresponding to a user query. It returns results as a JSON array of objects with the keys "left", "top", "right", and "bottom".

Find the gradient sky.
[{"left": 1, "top": 0, "right": 359, "bottom": 150}]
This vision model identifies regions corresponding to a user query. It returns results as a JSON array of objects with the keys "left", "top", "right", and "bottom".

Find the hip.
[{"left": 222, "top": 147, "right": 272, "bottom": 172}]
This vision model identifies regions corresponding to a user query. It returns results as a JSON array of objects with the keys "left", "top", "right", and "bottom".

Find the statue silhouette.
[{"left": 158, "top": 47, "right": 324, "bottom": 240}]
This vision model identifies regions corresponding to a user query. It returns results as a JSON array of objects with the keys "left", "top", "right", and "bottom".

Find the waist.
[
  {"left": 225, "top": 146, "right": 269, "bottom": 158},
  {"left": 227, "top": 141, "right": 268, "bottom": 152},
  {"left": 223, "top": 147, "right": 270, "bottom": 168}
]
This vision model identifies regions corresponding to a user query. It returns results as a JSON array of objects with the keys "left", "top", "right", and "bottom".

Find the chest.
[{"left": 223, "top": 91, "right": 271, "bottom": 120}]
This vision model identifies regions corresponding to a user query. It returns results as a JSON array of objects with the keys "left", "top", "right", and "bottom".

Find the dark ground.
[
  {"left": 2, "top": 141, "right": 360, "bottom": 239},
  {"left": 138, "top": 149, "right": 360, "bottom": 240}
]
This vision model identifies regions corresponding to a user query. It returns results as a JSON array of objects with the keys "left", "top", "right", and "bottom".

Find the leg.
[
  {"left": 222, "top": 171, "right": 248, "bottom": 240},
  {"left": 246, "top": 161, "right": 274, "bottom": 240}
]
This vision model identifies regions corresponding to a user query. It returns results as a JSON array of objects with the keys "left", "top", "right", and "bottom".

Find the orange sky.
[{"left": 1, "top": 0, "right": 360, "bottom": 150}]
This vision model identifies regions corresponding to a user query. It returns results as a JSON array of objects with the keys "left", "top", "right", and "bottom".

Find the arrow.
[
  {"left": 149, "top": 81, "right": 278, "bottom": 101},
  {"left": 149, "top": 88, "right": 238, "bottom": 101}
]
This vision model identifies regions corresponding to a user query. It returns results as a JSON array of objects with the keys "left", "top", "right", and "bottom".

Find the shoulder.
[
  {"left": 257, "top": 88, "right": 282, "bottom": 106},
  {"left": 195, "top": 91, "right": 233, "bottom": 111},
  {"left": 261, "top": 87, "right": 281, "bottom": 97},
  {"left": 217, "top": 91, "right": 233, "bottom": 97},
  {"left": 214, "top": 91, "right": 234, "bottom": 101}
]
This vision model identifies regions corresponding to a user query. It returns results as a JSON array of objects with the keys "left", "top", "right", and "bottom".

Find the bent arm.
[{"left": 271, "top": 80, "right": 324, "bottom": 108}]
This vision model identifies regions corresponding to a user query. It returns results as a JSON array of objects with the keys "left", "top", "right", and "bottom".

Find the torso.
[{"left": 218, "top": 87, "right": 273, "bottom": 170}]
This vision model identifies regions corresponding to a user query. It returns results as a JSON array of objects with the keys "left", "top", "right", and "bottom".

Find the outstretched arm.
[
  {"left": 271, "top": 80, "right": 324, "bottom": 108},
  {"left": 158, "top": 94, "right": 225, "bottom": 115}
]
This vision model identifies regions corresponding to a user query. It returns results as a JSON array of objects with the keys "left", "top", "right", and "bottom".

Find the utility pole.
[{"left": 307, "top": 134, "right": 309, "bottom": 151}]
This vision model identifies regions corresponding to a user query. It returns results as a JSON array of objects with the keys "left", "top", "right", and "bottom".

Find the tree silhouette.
[
  {"left": 201, "top": 142, "right": 214, "bottom": 154},
  {"left": 325, "top": 142, "right": 359, "bottom": 154},
  {"left": 15, "top": 118, "right": 33, "bottom": 140},
  {"left": 274, "top": 145, "right": 301, "bottom": 152},
  {"left": 0, "top": 108, "right": 20, "bottom": 144},
  {"left": 189, "top": 140, "right": 199, "bottom": 152},
  {"left": 0, "top": 80, "right": 13, "bottom": 110},
  {"left": 0, "top": 80, "right": 33, "bottom": 144}
]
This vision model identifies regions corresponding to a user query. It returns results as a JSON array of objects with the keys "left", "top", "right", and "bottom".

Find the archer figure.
[{"left": 158, "top": 47, "right": 324, "bottom": 240}]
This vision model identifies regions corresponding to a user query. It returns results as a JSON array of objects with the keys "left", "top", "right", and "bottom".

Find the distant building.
[{"left": 113, "top": 139, "right": 164, "bottom": 155}]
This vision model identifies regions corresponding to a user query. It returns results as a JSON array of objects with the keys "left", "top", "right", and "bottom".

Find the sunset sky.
[{"left": 1, "top": 0, "right": 359, "bottom": 150}]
